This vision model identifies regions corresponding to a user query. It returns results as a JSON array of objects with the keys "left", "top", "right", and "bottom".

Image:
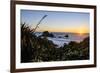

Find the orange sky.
[
  {"left": 37, "top": 25, "right": 89, "bottom": 34},
  {"left": 22, "top": 10, "right": 90, "bottom": 34}
]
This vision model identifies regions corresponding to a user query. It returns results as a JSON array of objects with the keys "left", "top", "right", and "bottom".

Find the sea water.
[{"left": 35, "top": 32, "right": 89, "bottom": 47}]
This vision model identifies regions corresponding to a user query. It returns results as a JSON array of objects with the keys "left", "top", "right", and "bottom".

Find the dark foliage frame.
[{"left": 11, "top": 0, "right": 97, "bottom": 73}]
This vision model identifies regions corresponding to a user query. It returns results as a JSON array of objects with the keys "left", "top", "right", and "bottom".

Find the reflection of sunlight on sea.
[{"left": 35, "top": 32, "right": 89, "bottom": 47}]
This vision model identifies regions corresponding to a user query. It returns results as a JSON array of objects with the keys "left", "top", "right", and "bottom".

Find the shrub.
[{"left": 21, "top": 23, "right": 35, "bottom": 62}]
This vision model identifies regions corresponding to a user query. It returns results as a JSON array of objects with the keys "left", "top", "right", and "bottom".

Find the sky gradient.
[{"left": 21, "top": 10, "right": 90, "bottom": 34}]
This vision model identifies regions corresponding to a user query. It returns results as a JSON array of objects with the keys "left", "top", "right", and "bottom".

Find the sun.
[
  {"left": 77, "top": 25, "right": 89, "bottom": 35},
  {"left": 78, "top": 28, "right": 85, "bottom": 35}
]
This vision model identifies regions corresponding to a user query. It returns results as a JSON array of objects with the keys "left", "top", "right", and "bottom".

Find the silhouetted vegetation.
[
  {"left": 21, "top": 23, "right": 35, "bottom": 62},
  {"left": 21, "top": 23, "right": 89, "bottom": 63}
]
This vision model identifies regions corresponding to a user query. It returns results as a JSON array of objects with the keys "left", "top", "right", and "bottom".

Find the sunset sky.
[{"left": 21, "top": 10, "right": 90, "bottom": 34}]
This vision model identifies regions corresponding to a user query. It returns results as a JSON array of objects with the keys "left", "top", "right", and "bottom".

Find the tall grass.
[
  {"left": 21, "top": 23, "right": 89, "bottom": 63},
  {"left": 21, "top": 23, "right": 35, "bottom": 62}
]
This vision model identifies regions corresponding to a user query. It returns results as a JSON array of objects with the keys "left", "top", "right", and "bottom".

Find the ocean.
[{"left": 35, "top": 32, "right": 89, "bottom": 47}]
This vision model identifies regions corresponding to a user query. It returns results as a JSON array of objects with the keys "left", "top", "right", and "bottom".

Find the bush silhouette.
[{"left": 21, "top": 23, "right": 35, "bottom": 62}]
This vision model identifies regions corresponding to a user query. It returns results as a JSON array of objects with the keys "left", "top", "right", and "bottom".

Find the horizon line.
[{"left": 35, "top": 31, "right": 89, "bottom": 34}]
